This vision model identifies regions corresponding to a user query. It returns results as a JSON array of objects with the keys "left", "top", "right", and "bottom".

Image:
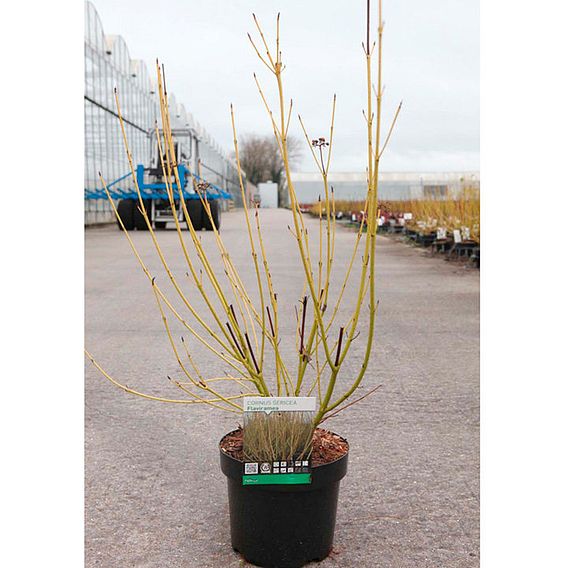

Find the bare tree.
[{"left": 237, "top": 134, "right": 302, "bottom": 207}]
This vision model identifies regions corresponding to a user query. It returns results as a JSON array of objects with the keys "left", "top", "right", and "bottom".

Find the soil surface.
[{"left": 220, "top": 427, "right": 349, "bottom": 467}]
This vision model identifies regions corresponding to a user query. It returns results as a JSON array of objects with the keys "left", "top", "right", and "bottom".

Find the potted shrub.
[{"left": 86, "top": 2, "right": 400, "bottom": 566}]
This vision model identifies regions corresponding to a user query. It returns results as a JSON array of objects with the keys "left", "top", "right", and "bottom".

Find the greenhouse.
[
  {"left": 84, "top": 1, "right": 241, "bottom": 225},
  {"left": 291, "top": 171, "right": 480, "bottom": 203}
]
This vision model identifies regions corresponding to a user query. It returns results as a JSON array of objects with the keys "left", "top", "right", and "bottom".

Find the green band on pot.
[{"left": 242, "top": 473, "right": 312, "bottom": 486}]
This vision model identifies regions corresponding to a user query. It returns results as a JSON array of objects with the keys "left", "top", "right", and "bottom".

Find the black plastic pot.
[{"left": 219, "top": 430, "right": 349, "bottom": 568}]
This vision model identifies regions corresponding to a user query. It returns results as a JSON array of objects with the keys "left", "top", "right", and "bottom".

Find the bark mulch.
[{"left": 220, "top": 427, "right": 349, "bottom": 467}]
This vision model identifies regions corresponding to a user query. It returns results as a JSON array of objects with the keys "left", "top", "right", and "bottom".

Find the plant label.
[
  {"left": 243, "top": 396, "right": 316, "bottom": 414},
  {"left": 403, "top": 212, "right": 413, "bottom": 220},
  {"left": 453, "top": 229, "right": 462, "bottom": 243},
  {"left": 243, "top": 397, "right": 316, "bottom": 486},
  {"left": 242, "top": 458, "right": 311, "bottom": 485}
]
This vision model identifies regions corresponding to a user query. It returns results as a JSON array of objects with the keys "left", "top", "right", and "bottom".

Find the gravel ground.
[{"left": 85, "top": 209, "right": 479, "bottom": 567}]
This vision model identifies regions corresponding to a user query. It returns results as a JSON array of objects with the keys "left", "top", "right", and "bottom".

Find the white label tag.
[
  {"left": 243, "top": 397, "right": 317, "bottom": 414},
  {"left": 453, "top": 229, "right": 462, "bottom": 243},
  {"left": 403, "top": 212, "right": 413, "bottom": 220}
]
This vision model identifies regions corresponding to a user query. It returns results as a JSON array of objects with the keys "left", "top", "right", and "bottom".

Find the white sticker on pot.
[{"left": 244, "top": 462, "right": 258, "bottom": 475}]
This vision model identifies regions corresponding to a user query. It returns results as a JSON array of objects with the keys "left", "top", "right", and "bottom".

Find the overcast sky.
[{"left": 91, "top": 0, "right": 479, "bottom": 173}]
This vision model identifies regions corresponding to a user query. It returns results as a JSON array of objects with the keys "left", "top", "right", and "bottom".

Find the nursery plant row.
[{"left": 306, "top": 191, "right": 480, "bottom": 268}]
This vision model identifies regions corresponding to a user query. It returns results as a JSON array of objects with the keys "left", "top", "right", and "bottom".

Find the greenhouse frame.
[{"left": 84, "top": 1, "right": 240, "bottom": 225}]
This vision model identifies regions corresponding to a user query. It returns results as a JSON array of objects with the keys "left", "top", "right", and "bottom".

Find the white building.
[
  {"left": 258, "top": 182, "right": 279, "bottom": 208},
  {"left": 290, "top": 171, "right": 480, "bottom": 203}
]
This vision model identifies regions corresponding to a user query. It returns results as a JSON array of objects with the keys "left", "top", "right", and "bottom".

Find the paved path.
[{"left": 85, "top": 209, "right": 479, "bottom": 567}]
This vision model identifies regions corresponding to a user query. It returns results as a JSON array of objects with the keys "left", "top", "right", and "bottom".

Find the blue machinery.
[
  {"left": 84, "top": 164, "right": 232, "bottom": 201},
  {"left": 84, "top": 164, "right": 233, "bottom": 231}
]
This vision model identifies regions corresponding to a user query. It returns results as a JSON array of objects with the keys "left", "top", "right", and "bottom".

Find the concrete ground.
[{"left": 85, "top": 209, "right": 479, "bottom": 567}]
